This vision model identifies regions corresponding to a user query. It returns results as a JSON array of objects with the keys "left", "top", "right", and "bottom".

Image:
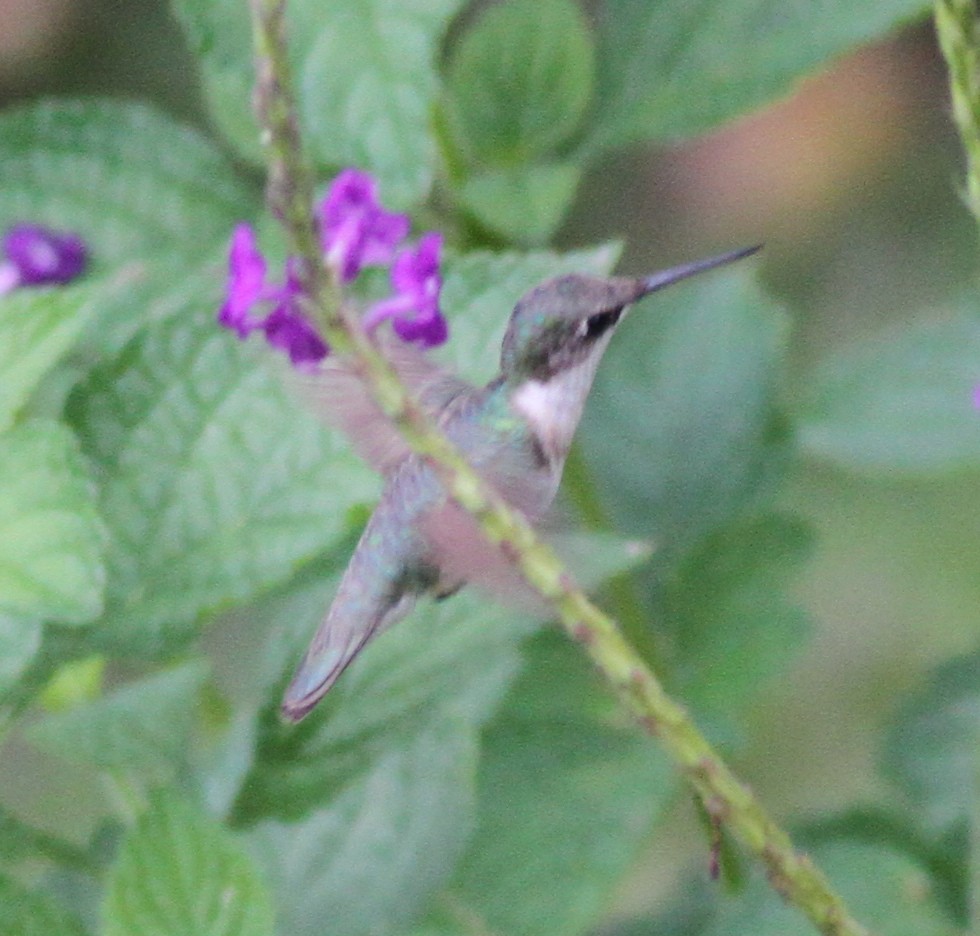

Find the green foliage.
[
  {"left": 457, "top": 163, "right": 584, "bottom": 245},
  {"left": 0, "top": 614, "right": 42, "bottom": 696},
  {"left": 103, "top": 789, "right": 275, "bottom": 936},
  {"left": 0, "top": 2, "right": 974, "bottom": 936},
  {"left": 0, "top": 421, "right": 105, "bottom": 624},
  {"left": 445, "top": 0, "right": 595, "bottom": 164},
  {"left": 27, "top": 660, "right": 209, "bottom": 775},
  {"left": 0, "top": 99, "right": 257, "bottom": 353},
  {"left": 249, "top": 718, "right": 476, "bottom": 936},
  {"left": 0, "top": 874, "right": 86, "bottom": 936},
  {"left": 590, "top": 0, "right": 930, "bottom": 149},
  {"left": 443, "top": 632, "right": 675, "bottom": 936},
  {"left": 710, "top": 840, "right": 958, "bottom": 936},
  {"left": 882, "top": 649, "right": 980, "bottom": 836},
  {"left": 175, "top": 0, "right": 463, "bottom": 207},
  {"left": 0, "top": 284, "right": 100, "bottom": 433},
  {"left": 665, "top": 514, "right": 812, "bottom": 719},
  {"left": 67, "top": 307, "right": 376, "bottom": 657},
  {"left": 800, "top": 302, "right": 980, "bottom": 474}
]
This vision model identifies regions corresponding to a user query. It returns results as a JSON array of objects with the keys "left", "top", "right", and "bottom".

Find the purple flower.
[
  {"left": 217, "top": 226, "right": 328, "bottom": 367},
  {"left": 261, "top": 259, "right": 328, "bottom": 366},
  {"left": 218, "top": 224, "right": 278, "bottom": 338},
  {"left": 319, "top": 169, "right": 410, "bottom": 283},
  {"left": 0, "top": 223, "right": 87, "bottom": 294},
  {"left": 973, "top": 383, "right": 980, "bottom": 411},
  {"left": 363, "top": 232, "right": 448, "bottom": 348}
]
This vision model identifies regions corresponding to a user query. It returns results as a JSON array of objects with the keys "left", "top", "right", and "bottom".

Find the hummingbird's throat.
[{"left": 510, "top": 350, "right": 605, "bottom": 464}]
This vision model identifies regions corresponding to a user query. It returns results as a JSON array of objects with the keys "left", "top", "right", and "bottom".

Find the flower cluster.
[
  {"left": 0, "top": 223, "right": 87, "bottom": 296},
  {"left": 218, "top": 168, "right": 448, "bottom": 367}
]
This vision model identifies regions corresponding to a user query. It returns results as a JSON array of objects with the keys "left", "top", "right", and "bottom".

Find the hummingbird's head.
[
  {"left": 499, "top": 274, "right": 647, "bottom": 383},
  {"left": 499, "top": 245, "right": 761, "bottom": 384}
]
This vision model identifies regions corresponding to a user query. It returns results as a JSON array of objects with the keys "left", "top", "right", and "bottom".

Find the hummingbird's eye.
[{"left": 580, "top": 308, "right": 622, "bottom": 341}]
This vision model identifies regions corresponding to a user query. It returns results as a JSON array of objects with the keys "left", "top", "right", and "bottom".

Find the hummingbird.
[{"left": 281, "top": 244, "right": 759, "bottom": 721}]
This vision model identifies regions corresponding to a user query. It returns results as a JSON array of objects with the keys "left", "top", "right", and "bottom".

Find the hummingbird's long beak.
[{"left": 641, "top": 244, "right": 761, "bottom": 296}]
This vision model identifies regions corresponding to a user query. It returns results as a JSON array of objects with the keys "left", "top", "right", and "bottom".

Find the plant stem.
[
  {"left": 935, "top": 0, "right": 980, "bottom": 234},
  {"left": 248, "top": 3, "right": 871, "bottom": 934}
]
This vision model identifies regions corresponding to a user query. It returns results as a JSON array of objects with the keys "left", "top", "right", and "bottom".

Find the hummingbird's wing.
[{"left": 293, "top": 334, "right": 474, "bottom": 474}]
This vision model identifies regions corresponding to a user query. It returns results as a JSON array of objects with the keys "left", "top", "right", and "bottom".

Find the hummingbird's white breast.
[{"left": 509, "top": 334, "right": 610, "bottom": 464}]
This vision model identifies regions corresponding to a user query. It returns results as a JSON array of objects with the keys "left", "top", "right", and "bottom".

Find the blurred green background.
[{"left": 2, "top": 0, "right": 977, "bottom": 926}]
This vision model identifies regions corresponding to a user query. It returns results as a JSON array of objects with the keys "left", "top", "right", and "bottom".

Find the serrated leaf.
[
  {"left": 173, "top": 0, "right": 462, "bottom": 207},
  {"left": 0, "top": 874, "right": 86, "bottom": 936},
  {"left": 0, "top": 421, "right": 105, "bottom": 623},
  {"left": 698, "top": 839, "right": 956, "bottom": 936},
  {"left": 0, "top": 285, "right": 100, "bottom": 433},
  {"left": 590, "top": 0, "right": 928, "bottom": 150},
  {"left": 444, "top": 631, "right": 674, "bottom": 936},
  {"left": 799, "top": 307, "right": 980, "bottom": 475},
  {"left": 249, "top": 717, "right": 476, "bottom": 936},
  {"left": 581, "top": 267, "right": 790, "bottom": 570},
  {"left": 438, "top": 243, "right": 620, "bottom": 384},
  {"left": 0, "top": 99, "right": 256, "bottom": 352},
  {"left": 0, "top": 613, "right": 42, "bottom": 695},
  {"left": 666, "top": 514, "right": 812, "bottom": 718},
  {"left": 459, "top": 163, "right": 582, "bottom": 245},
  {"left": 882, "top": 649, "right": 980, "bottom": 835},
  {"left": 67, "top": 299, "right": 377, "bottom": 657},
  {"left": 27, "top": 660, "right": 209, "bottom": 775},
  {"left": 103, "top": 789, "right": 274, "bottom": 936},
  {"left": 445, "top": 0, "right": 595, "bottom": 165}
]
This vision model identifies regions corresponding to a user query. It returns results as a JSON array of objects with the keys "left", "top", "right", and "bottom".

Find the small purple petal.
[
  {"left": 392, "top": 308, "right": 449, "bottom": 347},
  {"left": 973, "top": 383, "right": 980, "bottom": 411},
  {"left": 218, "top": 224, "right": 273, "bottom": 338},
  {"left": 362, "top": 232, "right": 448, "bottom": 348},
  {"left": 262, "top": 305, "right": 329, "bottom": 366},
  {"left": 2, "top": 223, "right": 87, "bottom": 287},
  {"left": 319, "top": 168, "right": 410, "bottom": 282},
  {"left": 0, "top": 263, "right": 21, "bottom": 296}
]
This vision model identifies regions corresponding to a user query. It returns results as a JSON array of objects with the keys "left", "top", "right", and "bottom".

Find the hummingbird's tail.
[{"left": 281, "top": 589, "right": 417, "bottom": 721}]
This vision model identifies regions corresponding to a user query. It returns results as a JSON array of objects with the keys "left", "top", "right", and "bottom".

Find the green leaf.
[
  {"left": 581, "top": 267, "right": 790, "bottom": 569},
  {"left": 698, "top": 839, "right": 956, "bottom": 936},
  {"left": 0, "top": 874, "right": 86, "bottom": 936},
  {"left": 170, "top": 0, "right": 262, "bottom": 164},
  {"left": 445, "top": 0, "right": 595, "bottom": 165},
  {"left": 67, "top": 301, "right": 377, "bottom": 657},
  {"left": 299, "top": 0, "right": 463, "bottom": 208},
  {"left": 799, "top": 308, "right": 980, "bottom": 475},
  {"left": 0, "top": 285, "right": 101, "bottom": 433},
  {"left": 590, "top": 0, "right": 928, "bottom": 150},
  {"left": 443, "top": 631, "right": 674, "bottom": 936},
  {"left": 249, "top": 717, "right": 476, "bottom": 936},
  {"left": 666, "top": 514, "right": 812, "bottom": 718},
  {"left": 103, "top": 789, "right": 274, "bottom": 936},
  {"left": 459, "top": 163, "right": 582, "bottom": 246},
  {"left": 882, "top": 649, "right": 980, "bottom": 835},
  {"left": 438, "top": 243, "right": 620, "bottom": 384},
  {"left": 0, "top": 613, "right": 42, "bottom": 696},
  {"left": 0, "top": 99, "right": 256, "bottom": 353},
  {"left": 27, "top": 660, "right": 209, "bottom": 775},
  {"left": 173, "top": 0, "right": 462, "bottom": 207},
  {"left": 0, "top": 421, "right": 105, "bottom": 623}
]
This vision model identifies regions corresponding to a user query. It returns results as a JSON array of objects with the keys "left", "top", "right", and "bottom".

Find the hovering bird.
[{"left": 281, "top": 245, "right": 759, "bottom": 721}]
